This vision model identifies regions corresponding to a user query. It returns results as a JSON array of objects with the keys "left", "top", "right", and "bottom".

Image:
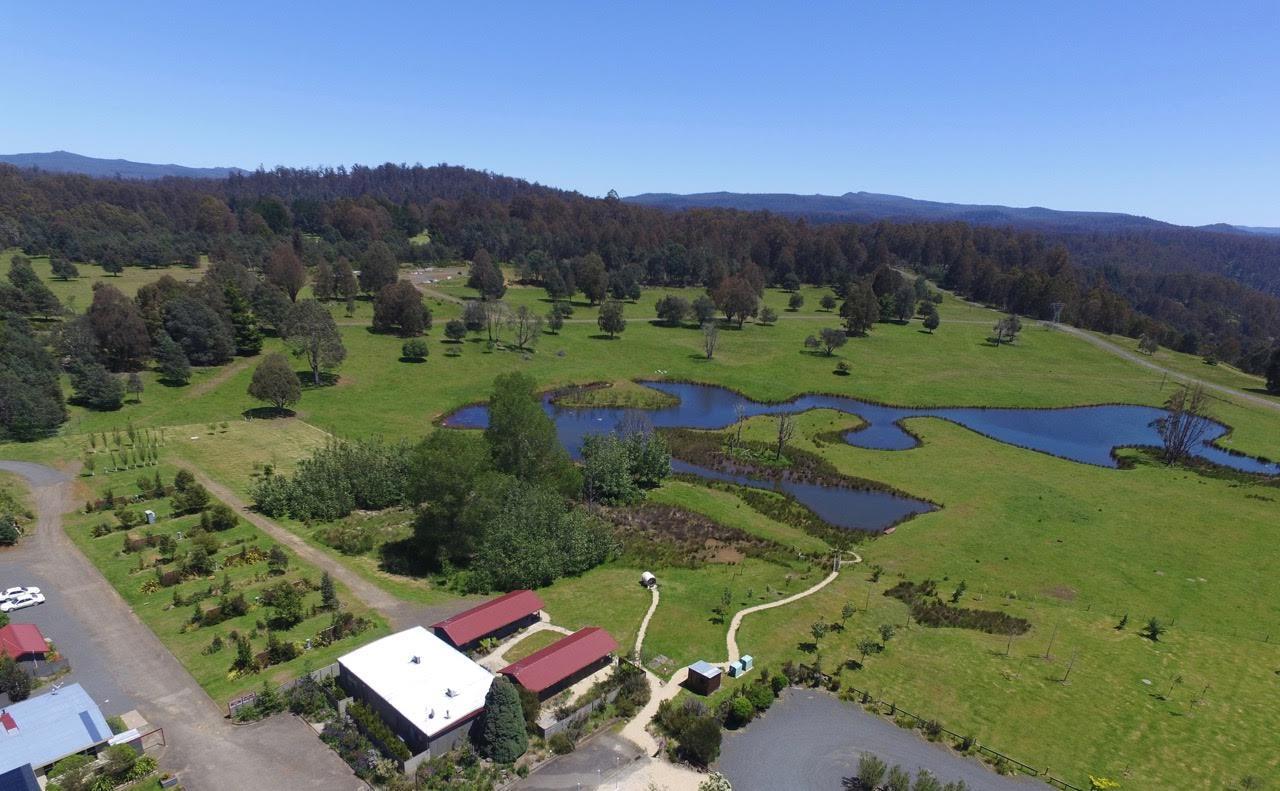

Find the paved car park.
[
  {"left": 0, "top": 460, "right": 364, "bottom": 791},
  {"left": 0, "top": 553, "right": 136, "bottom": 714}
]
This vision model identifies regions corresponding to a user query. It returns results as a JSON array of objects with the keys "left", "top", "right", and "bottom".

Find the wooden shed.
[{"left": 685, "top": 660, "right": 722, "bottom": 695}]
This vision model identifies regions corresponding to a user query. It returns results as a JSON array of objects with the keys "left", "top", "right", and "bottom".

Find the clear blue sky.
[{"left": 3, "top": 1, "right": 1277, "bottom": 225}]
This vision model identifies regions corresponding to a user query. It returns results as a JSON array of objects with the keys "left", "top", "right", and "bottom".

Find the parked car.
[
  {"left": 0, "top": 592, "right": 44, "bottom": 612},
  {"left": 1, "top": 586, "right": 40, "bottom": 600}
]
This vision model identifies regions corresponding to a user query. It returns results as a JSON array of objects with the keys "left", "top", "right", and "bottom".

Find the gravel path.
[
  {"left": 634, "top": 584, "right": 660, "bottom": 658},
  {"left": 719, "top": 688, "right": 1046, "bottom": 790},
  {"left": 1056, "top": 324, "right": 1280, "bottom": 414},
  {"left": 0, "top": 460, "right": 365, "bottom": 791},
  {"left": 190, "top": 469, "right": 471, "bottom": 631}
]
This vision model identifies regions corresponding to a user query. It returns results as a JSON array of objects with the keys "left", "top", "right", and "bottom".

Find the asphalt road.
[
  {"left": 0, "top": 460, "right": 365, "bottom": 791},
  {"left": 718, "top": 688, "right": 1047, "bottom": 790}
]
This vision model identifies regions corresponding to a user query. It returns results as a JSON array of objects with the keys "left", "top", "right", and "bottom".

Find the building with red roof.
[
  {"left": 500, "top": 627, "right": 618, "bottom": 701},
  {"left": 0, "top": 624, "right": 46, "bottom": 662},
  {"left": 431, "top": 590, "right": 544, "bottom": 650}
]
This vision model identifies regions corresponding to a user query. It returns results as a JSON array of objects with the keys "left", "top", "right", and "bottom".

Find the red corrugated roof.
[
  {"left": 500, "top": 627, "right": 618, "bottom": 693},
  {"left": 0, "top": 624, "right": 46, "bottom": 660},
  {"left": 431, "top": 590, "right": 544, "bottom": 646}
]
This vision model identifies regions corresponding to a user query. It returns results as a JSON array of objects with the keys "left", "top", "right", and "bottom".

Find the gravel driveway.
[{"left": 0, "top": 460, "right": 365, "bottom": 791}]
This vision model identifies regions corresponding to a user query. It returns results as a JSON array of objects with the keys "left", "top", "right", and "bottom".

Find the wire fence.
[{"left": 838, "top": 681, "right": 1086, "bottom": 791}]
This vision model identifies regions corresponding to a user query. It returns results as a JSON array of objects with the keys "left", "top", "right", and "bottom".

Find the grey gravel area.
[
  {"left": 718, "top": 688, "right": 1047, "bottom": 791},
  {"left": 516, "top": 731, "right": 644, "bottom": 790}
]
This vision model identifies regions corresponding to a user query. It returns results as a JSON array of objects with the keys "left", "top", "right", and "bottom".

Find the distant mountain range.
[
  {"left": 0, "top": 150, "right": 243, "bottom": 180},
  {"left": 3, "top": 152, "right": 1275, "bottom": 235},
  {"left": 626, "top": 190, "right": 1274, "bottom": 236},
  {"left": 1229, "top": 224, "right": 1280, "bottom": 236}
]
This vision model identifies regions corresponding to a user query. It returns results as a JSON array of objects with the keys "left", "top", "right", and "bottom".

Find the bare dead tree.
[
  {"left": 702, "top": 321, "right": 719, "bottom": 360},
  {"left": 1154, "top": 383, "right": 1213, "bottom": 464},
  {"left": 507, "top": 305, "right": 543, "bottom": 350},
  {"left": 483, "top": 300, "right": 509, "bottom": 343},
  {"left": 774, "top": 414, "right": 796, "bottom": 460},
  {"left": 733, "top": 403, "right": 747, "bottom": 447}
]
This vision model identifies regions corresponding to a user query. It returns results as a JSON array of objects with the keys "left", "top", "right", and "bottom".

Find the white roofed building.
[{"left": 337, "top": 626, "right": 493, "bottom": 760}]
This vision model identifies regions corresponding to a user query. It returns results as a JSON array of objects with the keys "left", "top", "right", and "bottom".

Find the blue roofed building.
[
  {"left": 0, "top": 764, "right": 39, "bottom": 791},
  {"left": 0, "top": 683, "right": 112, "bottom": 779}
]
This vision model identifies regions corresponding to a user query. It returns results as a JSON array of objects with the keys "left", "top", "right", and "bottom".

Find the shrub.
[
  {"left": 678, "top": 715, "right": 722, "bottom": 766},
  {"left": 348, "top": 699, "right": 412, "bottom": 761},
  {"left": 726, "top": 695, "right": 754, "bottom": 727},
  {"left": 401, "top": 338, "right": 429, "bottom": 361},
  {"left": 884, "top": 580, "right": 1030, "bottom": 635},
  {"left": 202, "top": 634, "right": 224, "bottom": 655},
  {"left": 102, "top": 743, "right": 138, "bottom": 779},
  {"left": 517, "top": 684, "right": 541, "bottom": 733},
  {"left": 250, "top": 438, "right": 412, "bottom": 521},
  {"left": 0, "top": 656, "right": 33, "bottom": 701},
  {"left": 202, "top": 503, "right": 239, "bottom": 531},
  {"left": 856, "top": 753, "right": 887, "bottom": 789},
  {"left": 48, "top": 754, "right": 92, "bottom": 780},
  {"left": 319, "top": 521, "right": 376, "bottom": 555},
  {"left": 655, "top": 696, "right": 708, "bottom": 738},
  {"left": 746, "top": 680, "right": 775, "bottom": 712},
  {"left": 548, "top": 732, "right": 575, "bottom": 755},
  {"left": 265, "top": 631, "right": 300, "bottom": 665}
]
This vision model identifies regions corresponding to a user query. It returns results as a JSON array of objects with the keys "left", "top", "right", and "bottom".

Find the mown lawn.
[
  {"left": 501, "top": 629, "right": 564, "bottom": 663},
  {"left": 65, "top": 464, "right": 389, "bottom": 704}
]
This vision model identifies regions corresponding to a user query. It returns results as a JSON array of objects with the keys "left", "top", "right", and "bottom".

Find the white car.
[
  {"left": 1, "top": 586, "right": 39, "bottom": 600},
  {"left": 0, "top": 592, "right": 44, "bottom": 612}
]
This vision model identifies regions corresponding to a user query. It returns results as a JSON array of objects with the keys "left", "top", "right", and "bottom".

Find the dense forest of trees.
[{"left": 1, "top": 161, "right": 1278, "bottom": 400}]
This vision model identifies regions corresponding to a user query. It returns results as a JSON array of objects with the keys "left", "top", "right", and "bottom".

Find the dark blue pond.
[{"left": 442, "top": 381, "right": 1278, "bottom": 533}]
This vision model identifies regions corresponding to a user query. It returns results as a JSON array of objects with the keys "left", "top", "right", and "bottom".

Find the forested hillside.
[{"left": 1, "top": 162, "right": 1277, "bottom": 395}]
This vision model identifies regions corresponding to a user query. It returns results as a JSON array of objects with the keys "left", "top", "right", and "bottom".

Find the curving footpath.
[
  {"left": 0, "top": 461, "right": 365, "bottom": 791},
  {"left": 725, "top": 566, "right": 842, "bottom": 667},
  {"left": 634, "top": 584, "right": 660, "bottom": 658},
  {"left": 619, "top": 552, "right": 861, "bottom": 759}
]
